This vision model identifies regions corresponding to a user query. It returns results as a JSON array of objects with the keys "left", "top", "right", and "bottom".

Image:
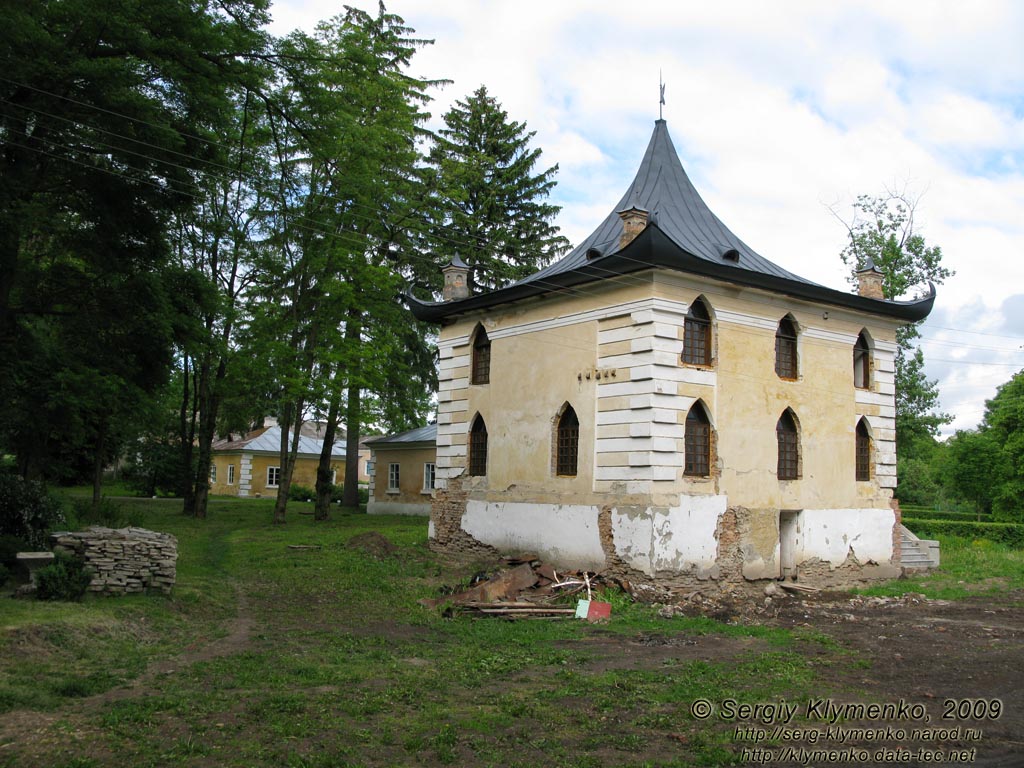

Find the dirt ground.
[
  {"left": 2, "top": 587, "right": 1022, "bottom": 767},
  {"left": 750, "top": 589, "right": 1023, "bottom": 767}
]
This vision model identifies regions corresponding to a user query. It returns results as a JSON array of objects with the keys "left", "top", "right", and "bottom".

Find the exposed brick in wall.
[
  {"left": 428, "top": 476, "right": 499, "bottom": 559},
  {"left": 51, "top": 527, "right": 177, "bottom": 595},
  {"left": 891, "top": 497, "right": 903, "bottom": 568},
  {"left": 431, "top": 497, "right": 900, "bottom": 597}
]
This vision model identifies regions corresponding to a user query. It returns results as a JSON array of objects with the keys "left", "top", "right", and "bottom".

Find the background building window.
[
  {"left": 856, "top": 419, "right": 872, "bottom": 481},
  {"left": 776, "top": 410, "right": 800, "bottom": 481},
  {"left": 423, "top": 462, "right": 436, "bottom": 490},
  {"left": 682, "top": 298, "right": 711, "bottom": 365},
  {"left": 267, "top": 466, "right": 281, "bottom": 488},
  {"left": 472, "top": 326, "right": 491, "bottom": 384},
  {"left": 854, "top": 331, "right": 871, "bottom": 389},
  {"left": 684, "top": 403, "right": 711, "bottom": 477},
  {"left": 388, "top": 463, "right": 400, "bottom": 491},
  {"left": 775, "top": 316, "right": 798, "bottom": 379},
  {"left": 469, "top": 415, "right": 488, "bottom": 476},
  {"left": 227, "top": 464, "right": 235, "bottom": 485},
  {"left": 556, "top": 406, "right": 579, "bottom": 476},
  {"left": 209, "top": 465, "right": 216, "bottom": 482}
]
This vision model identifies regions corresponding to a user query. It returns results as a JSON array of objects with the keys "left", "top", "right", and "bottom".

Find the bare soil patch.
[
  {"left": 769, "top": 590, "right": 1024, "bottom": 766},
  {"left": 2, "top": 586, "right": 1022, "bottom": 767}
]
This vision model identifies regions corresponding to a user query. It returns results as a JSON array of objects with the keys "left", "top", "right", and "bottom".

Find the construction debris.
[
  {"left": 777, "top": 581, "right": 821, "bottom": 594},
  {"left": 420, "top": 556, "right": 624, "bottom": 621}
]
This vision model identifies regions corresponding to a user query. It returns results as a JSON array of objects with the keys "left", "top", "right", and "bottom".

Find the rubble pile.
[
  {"left": 51, "top": 526, "right": 177, "bottom": 595},
  {"left": 420, "top": 555, "right": 627, "bottom": 620}
]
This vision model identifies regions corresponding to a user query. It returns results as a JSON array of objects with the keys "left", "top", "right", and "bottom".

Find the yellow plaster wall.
[
  {"left": 457, "top": 318, "right": 601, "bottom": 502},
  {"left": 372, "top": 446, "right": 437, "bottom": 504},
  {"left": 439, "top": 269, "right": 900, "bottom": 512},
  {"left": 211, "top": 453, "right": 345, "bottom": 497},
  {"left": 209, "top": 453, "right": 242, "bottom": 495}
]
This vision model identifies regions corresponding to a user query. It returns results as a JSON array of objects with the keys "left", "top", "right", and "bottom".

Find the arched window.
[
  {"left": 682, "top": 298, "right": 712, "bottom": 366},
  {"left": 471, "top": 326, "right": 491, "bottom": 385},
  {"left": 853, "top": 331, "right": 871, "bottom": 389},
  {"left": 856, "top": 419, "right": 872, "bottom": 481},
  {"left": 555, "top": 405, "right": 579, "bottom": 476},
  {"left": 775, "top": 315, "right": 798, "bottom": 379},
  {"left": 776, "top": 409, "right": 800, "bottom": 481},
  {"left": 684, "top": 401, "right": 712, "bottom": 477},
  {"left": 469, "top": 415, "right": 488, "bottom": 476}
]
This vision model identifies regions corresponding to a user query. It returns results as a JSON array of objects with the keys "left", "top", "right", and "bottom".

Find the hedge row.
[
  {"left": 902, "top": 518, "right": 1024, "bottom": 547},
  {"left": 899, "top": 507, "right": 992, "bottom": 523}
]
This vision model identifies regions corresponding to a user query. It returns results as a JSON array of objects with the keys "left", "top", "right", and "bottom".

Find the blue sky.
[{"left": 272, "top": 0, "right": 1024, "bottom": 435}]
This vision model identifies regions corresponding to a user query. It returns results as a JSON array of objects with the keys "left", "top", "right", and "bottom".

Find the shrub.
[
  {"left": 66, "top": 498, "right": 133, "bottom": 529},
  {"left": 288, "top": 484, "right": 316, "bottom": 502},
  {"left": 328, "top": 485, "right": 367, "bottom": 505},
  {"left": 0, "top": 474, "right": 65, "bottom": 548},
  {"left": 0, "top": 533, "right": 30, "bottom": 570},
  {"left": 0, "top": 563, "right": 9, "bottom": 586},
  {"left": 901, "top": 508, "right": 992, "bottom": 523},
  {"left": 34, "top": 551, "right": 93, "bottom": 602},
  {"left": 903, "top": 519, "right": 1024, "bottom": 548}
]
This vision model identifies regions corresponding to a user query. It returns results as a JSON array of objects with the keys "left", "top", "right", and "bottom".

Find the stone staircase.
[{"left": 900, "top": 524, "right": 940, "bottom": 570}]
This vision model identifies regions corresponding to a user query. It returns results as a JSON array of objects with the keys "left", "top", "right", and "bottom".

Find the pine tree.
[{"left": 426, "top": 86, "right": 570, "bottom": 291}]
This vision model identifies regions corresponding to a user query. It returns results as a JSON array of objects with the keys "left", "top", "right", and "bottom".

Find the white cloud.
[{"left": 270, "top": 0, "right": 1024, "bottom": 430}]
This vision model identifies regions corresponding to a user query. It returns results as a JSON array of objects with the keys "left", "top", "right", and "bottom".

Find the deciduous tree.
[{"left": 835, "top": 192, "right": 953, "bottom": 465}]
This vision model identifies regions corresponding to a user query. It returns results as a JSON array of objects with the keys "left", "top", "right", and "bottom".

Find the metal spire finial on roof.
[{"left": 659, "top": 71, "right": 666, "bottom": 120}]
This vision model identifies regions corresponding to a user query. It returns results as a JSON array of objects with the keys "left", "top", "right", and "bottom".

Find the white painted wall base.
[
  {"left": 461, "top": 501, "right": 606, "bottom": 569},
  {"left": 449, "top": 496, "right": 895, "bottom": 582},
  {"left": 612, "top": 495, "right": 727, "bottom": 577},
  {"left": 794, "top": 508, "right": 896, "bottom": 567},
  {"left": 367, "top": 500, "right": 431, "bottom": 516}
]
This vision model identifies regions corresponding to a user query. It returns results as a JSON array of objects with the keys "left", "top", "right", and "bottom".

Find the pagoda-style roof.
[{"left": 407, "top": 120, "right": 935, "bottom": 323}]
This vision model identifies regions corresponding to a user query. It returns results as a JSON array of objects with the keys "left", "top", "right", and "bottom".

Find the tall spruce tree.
[{"left": 426, "top": 86, "right": 570, "bottom": 291}]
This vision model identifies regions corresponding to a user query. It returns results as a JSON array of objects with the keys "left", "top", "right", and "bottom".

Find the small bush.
[
  {"left": 66, "top": 498, "right": 131, "bottom": 529},
  {"left": 0, "top": 474, "right": 65, "bottom": 548},
  {"left": 0, "top": 533, "right": 30, "bottom": 570},
  {"left": 904, "top": 519, "right": 1024, "bottom": 548},
  {"left": 0, "top": 563, "right": 9, "bottom": 586},
  {"left": 288, "top": 484, "right": 316, "bottom": 502},
  {"left": 901, "top": 508, "right": 991, "bottom": 523},
  {"left": 34, "top": 551, "right": 93, "bottom": 602},
  {"left": 327, "top": 485, "right": 366, "bottom": 505}
]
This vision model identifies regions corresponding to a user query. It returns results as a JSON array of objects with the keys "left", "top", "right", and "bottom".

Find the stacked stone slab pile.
[{"left": 51, "top": 527, "right": 177, "bottom": 595}]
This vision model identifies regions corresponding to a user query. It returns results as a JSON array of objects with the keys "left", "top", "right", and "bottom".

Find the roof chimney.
[
  {"left": 855, "top": 258, "right": 885, "bottom": 300},
  {"left": 442, "top": 255, "right": 470, "bottom": 302},
  {"left": 617, "top": 205, "right": 649, "bottom": 250}
]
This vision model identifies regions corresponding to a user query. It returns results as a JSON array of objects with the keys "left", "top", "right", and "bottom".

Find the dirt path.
[
  {"left": 770, "top": 591, "right": 1024, "bottom": 766},
  {"left": 0, "top": 586, "right": 256, "bottom": 756}
]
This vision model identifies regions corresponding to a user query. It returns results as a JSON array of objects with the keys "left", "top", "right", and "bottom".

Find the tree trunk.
[
  {"left": 273, "top": 404, "right": 304, "bottom": 525},
  {"left": 191, "top": 347, "right": 228, "bottom": 520},
  {"left": 179, "top": 355, "right": 197, "bottom": 514},
  {"left": 342, "top": 386, "right": 361, "bottom": 508},
  {"left": 92, "top": 422, "right": 106, "bottom": 512},
  {"left": 342, "top": 313, "right": 363, "bottom": 508},
  {"left": 314, "top": 381, "right": 342, "bottom": 521}
]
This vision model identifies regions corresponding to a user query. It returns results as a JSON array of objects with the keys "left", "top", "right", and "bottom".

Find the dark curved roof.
[{"left": 408, "top": 120, "right": 935, "bottom": 323}]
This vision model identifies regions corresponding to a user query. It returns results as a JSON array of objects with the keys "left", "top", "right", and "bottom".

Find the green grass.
[
  {"left": 0, "top": 494, "right": 1018, "bottom": 767},
  {"left": 859, "top": 534, "right": 1024, "bottom": 599}
]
